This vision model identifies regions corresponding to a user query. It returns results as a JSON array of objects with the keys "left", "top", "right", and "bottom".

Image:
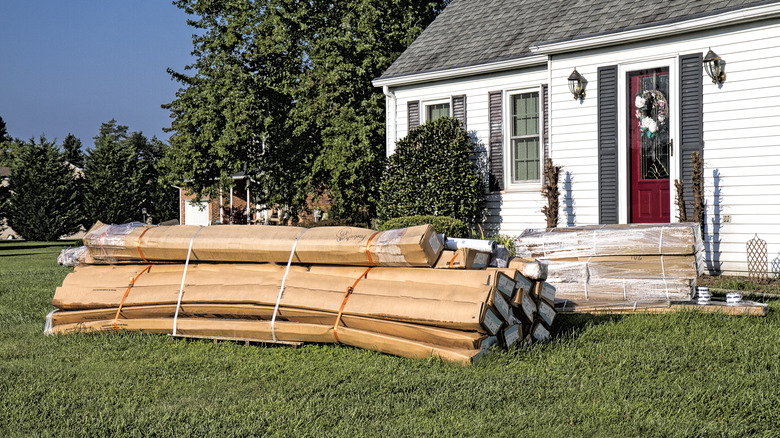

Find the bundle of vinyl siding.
[
  {"left": 514, "top": 223, "right": 704, "bottom": 309},
  {"left": 48, "top": 223, "right": 556, "bottom": 365}
]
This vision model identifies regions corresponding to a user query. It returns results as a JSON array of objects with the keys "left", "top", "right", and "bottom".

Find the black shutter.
[
  {"left": 488, "top": 91, "right": 503, "bottom": 192},
  {"left": 679, "top": 53, "right": 704, "bottom": 220},
  {"left": 452, "top": 94, "right": 467, "bottom": 128},
  {"left": 542, "top": 84, "right": 549, "bottom": 161},
  {"left": 408, "top": 100, "right": 420, "bottom": 130},
  {"left": 597, "top": 66, "right": 619, "bottom": 224}
]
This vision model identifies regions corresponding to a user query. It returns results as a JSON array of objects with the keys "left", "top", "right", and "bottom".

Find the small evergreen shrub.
[
  {"left": 378, "top": 215, "right": 468, "bottom": 238},
  {"left": 378, "top": 117, "right": 486, "bottom": 226}
]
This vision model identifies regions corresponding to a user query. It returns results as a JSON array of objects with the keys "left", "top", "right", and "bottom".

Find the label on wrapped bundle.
[
  {"left": 502, "top": 324, "right": 521, "bottom": 348},
  {"left": 539, "top": 282, "right": 556, "bottom": 303},
  {"left": 538, "top": 300, "right": 555, "bottom": 326},
  {"left": 496, "top": 272, "right": 515, "bottom": 299},
  {"left": 532, "top": 323, "right": 550, "bottom": 342},
  {"left": 479, "top": 336, "right": 499, "bottom": 349},
  {"left": 473, "top": 252, "right": 489, "bottom": 268},
  {"left": 514, "top": 273, "right": 532, "bottom": 295},
  {"left": 481, "top": 307, "right": 503, "bottom": 336},
  {"left": 493, "top": 291, "right": 512, "bottom": 321},
  {"left": 521, "top": 292, "right": 537, "bottom": 322},
  {"left": 429, "top": 232, "right": 442, "bottom": 255}
]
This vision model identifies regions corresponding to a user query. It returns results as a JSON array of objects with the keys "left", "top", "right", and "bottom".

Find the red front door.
[{"left": 630, "top": 68, "right": 671, "bottom": 223}]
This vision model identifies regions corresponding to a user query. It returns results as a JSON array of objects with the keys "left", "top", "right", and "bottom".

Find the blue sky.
[{"left": 0, "top": 1, "right": 195, "bottom": 147}]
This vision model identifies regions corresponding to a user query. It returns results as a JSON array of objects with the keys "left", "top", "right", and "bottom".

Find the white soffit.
[{"left": 530, "top": 2, "right": 780, "bottom": 54}]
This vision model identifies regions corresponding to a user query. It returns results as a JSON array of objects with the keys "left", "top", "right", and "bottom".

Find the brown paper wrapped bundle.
[{"left": 83, "top": 222, "right": 442, "bottom": 267}]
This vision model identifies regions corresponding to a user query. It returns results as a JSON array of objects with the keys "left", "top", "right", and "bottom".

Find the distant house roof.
[{"left": 378, "top": 0, "right": 779, "bottom": 82}]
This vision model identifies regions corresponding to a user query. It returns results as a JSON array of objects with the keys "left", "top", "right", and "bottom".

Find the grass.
[{"left": 1, "top": 240, "right": 779, "bottom": 437}]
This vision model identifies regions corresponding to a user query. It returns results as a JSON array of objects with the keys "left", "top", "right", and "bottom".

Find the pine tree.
[
  {"left": 83, "top": 120, "right": 144, "bottom": 225},
  {"left": 5, "top": 136, "right": 83, "bottom": 240},
  {"left": 62, "top": 134, "right": 85, "bottom": 168}
]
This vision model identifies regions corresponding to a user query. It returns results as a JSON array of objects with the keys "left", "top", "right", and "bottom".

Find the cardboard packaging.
[
  {"left": 46, "top": 317, "right": 487, "bottom": 365},
  {"left": 83, "top": 222, "right": 443, "bottom": 267},
  {"left": 433, "top": 248, "right": 491, "bottom": 269}
]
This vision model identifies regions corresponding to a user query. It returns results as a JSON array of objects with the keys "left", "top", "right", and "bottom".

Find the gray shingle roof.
[{"left": 380, "top": 0, "right": 778, "bottom": 80}]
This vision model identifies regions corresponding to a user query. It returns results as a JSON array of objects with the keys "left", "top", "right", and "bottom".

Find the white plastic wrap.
[
  {"left": 516, "top": 223, "right": 703, "bottom": 261},
  {"left": 57, "top": 246, "right": 88, "bottom": 266},
  {"left": 442, "top": 236, "right": 497, "bottom": 253},
  {"left": 516, "top": 223, "right": 701, "bottom": 303}
]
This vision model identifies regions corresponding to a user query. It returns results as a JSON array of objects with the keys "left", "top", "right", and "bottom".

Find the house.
[
  {"left": 178, "top": 172, "right": 329, "bottom": 226},
  {"left": 373, "top": 0, "right": 780, "bottom": 276}
]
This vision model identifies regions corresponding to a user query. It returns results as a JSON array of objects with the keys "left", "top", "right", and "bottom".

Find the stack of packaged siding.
[
  {"left": 48, "top": 223, "right": 557, "bottom": 365},
  {"left": 514, "top": 223, "right": 703, "bottom": 309}
]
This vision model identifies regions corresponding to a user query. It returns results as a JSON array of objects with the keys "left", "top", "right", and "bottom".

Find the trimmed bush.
[
  {"left": 378, "top": 215, "right": 468, "bottom": 238},
  {"left": 378, "top": 117, "right": 486, "bottom": 225}
]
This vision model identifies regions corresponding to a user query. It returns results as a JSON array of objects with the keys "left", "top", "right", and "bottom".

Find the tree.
[
  {"left": 0, "top": 116, "right": 10, "bottom": 143},
  {"left": 378, "top": 117, "right": 486, "bottom": 226},
  {"left": 163, "top": 0, "right": 449, "bottom": 224},
  {"left": 300, "top": 1, "right": 449, "bottom": 224},
  {"left": 83, "top": 120, "right": 144, "bottom": 225},
  {"left": 83, "top": 120, "right": 178, "bottom": 226},
  {"left": 0, "top": 115, "right": 20, "bottom": 167},
  {"left": 62, "top": 134, "right": 85, "bottom": 168},
  {"left": 130, "top": 132, "right": 178, "bottom": 223},
  {"left": 5, "top": 136, "right": 83, "bottom": 241}
]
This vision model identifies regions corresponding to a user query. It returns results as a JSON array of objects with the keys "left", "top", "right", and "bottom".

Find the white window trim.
[
  {"left": 422, "top": 98, "right": 452, "bottom": 123},
  {"left": 617, "top": 56, "right": 679, "bottom": 224},
  {"left": 504, "top": 86, "right": 543, "bottom": 191}
]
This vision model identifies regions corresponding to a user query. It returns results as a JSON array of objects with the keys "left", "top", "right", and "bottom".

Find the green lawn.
[{"left": 1, "top": 240, "right": 779, "bottom": 437}]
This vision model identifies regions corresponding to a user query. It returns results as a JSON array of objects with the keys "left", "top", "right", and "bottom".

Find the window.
[
  {"left": 510, "top": 91, "right": 540, "bottom": 182},
  {"left": 426, "top": 102, "right": 450, "bottom": 122}
]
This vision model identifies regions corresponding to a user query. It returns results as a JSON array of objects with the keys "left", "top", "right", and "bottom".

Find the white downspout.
[{"left": 383, "top": 85, "right": 397, "bottom": 157}]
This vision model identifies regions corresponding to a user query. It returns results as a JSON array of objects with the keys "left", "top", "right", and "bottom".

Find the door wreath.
[{"left": 634, "top": 89, "right": 668, "bottom": 139}]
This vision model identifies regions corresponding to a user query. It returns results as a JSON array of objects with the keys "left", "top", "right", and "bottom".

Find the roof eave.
[
  {"left": 531, "top": 2, "right": 780, "bottom": 55},
  {"left": 373, "top": 55, "right": 548, "bottom": 88}
]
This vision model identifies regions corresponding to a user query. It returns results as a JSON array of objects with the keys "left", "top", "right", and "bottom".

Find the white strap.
[
  {"left": 271, "top": 229, "right": 307, "bottom": 343},
  {"left": 622, "top": 278, "right": 627, "bottom": 301},
  {"left": 172, "top": 226, "right": 204, "bottom": 336},
  {"left": 660, "top": 255, "right": 666, "bottom": 279},
  {"left": 658, "top": 225, "right": 665, "bottom": 254}
]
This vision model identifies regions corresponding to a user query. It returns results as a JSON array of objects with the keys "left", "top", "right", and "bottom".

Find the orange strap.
[
  {"left": 448, "top": 251, "right": 460, "bottom": 269},
  {"left": 365, "top": 231, "right": 380, "bottom": 266},
  {"left": 113, "top": 264, "right": 152, "bottom": 332},
  {"left": 136, "top": 227, "right": 153, "bottom": 263},
  {"left": 333, "top": 267, "right": 373, "bottom": 343}
]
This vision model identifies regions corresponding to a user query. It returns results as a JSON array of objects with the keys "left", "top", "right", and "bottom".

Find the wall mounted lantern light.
[
  {"left": 568, "top": 68, "right": 586, "bottom": 100},
  {"left": 703, "top": 48, "right": 726, "bottom": 84}
]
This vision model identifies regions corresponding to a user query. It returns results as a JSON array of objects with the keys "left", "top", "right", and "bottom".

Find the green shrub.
[
  {"left": 378, "top": 215, "right": 468, "bottom": 238},
  {"left": 378, "top": 117, "right": 486, "bottom": 225}
]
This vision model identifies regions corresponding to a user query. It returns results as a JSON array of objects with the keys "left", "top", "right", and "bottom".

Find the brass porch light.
[
  {"left": 703, "top": 48, "right": 726, "bottom": 84},
  {"left": 568, "top": 68, "right": 586, "bottom": 100}
]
